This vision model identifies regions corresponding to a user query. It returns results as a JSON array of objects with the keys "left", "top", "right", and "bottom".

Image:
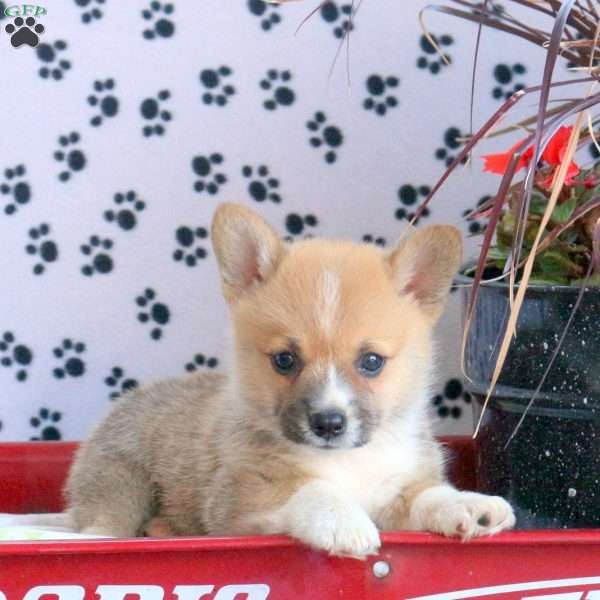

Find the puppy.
[{"left": 65, "top": 203, "right": 515, "bottom": 558}]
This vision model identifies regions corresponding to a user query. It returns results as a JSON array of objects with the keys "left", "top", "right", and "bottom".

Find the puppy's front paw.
[
  {"left": 303, "top": 503, "right": 381, "bottom": 559},
  {"left": 411, "top": 486, "right": 515, "bottom": 540},
  {"left": 285, "top": 482, "right": 380, "bottom": 559}
]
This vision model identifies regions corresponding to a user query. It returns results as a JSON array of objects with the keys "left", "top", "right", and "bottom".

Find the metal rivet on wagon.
[{"left": 372, "top": 560, "right": 391, "bottom": 578}]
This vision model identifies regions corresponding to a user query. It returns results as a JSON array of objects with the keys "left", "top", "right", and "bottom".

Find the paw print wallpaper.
[{"left": 0, "top": 1, "right": 547, "bottom": 440}]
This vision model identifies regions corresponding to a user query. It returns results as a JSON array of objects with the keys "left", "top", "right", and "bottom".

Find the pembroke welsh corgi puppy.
[{"left": 65, "top": 203, "right": 515, "bottom": 558}]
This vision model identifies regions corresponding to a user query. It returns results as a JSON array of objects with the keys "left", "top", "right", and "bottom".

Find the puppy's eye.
[
  {"left": 272, "top": 351, "right": 297, "bottom": 375},
  {"left": 358, "top": 352, "right": 385, "bottom": 377}
]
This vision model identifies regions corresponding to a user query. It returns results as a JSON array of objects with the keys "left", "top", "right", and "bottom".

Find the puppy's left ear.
[
  {"left": 211, "top": 203, "right": 284, "bottom": 304},
  {"left": 387, "top": 225, "right": 463, "bottom": 321}
]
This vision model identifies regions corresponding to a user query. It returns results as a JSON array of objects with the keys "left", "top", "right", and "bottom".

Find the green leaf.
[
  {"left": 487, "top": 245, "right": 510, "bottom": 260},
  {"left": 530, "top": 192, "right": 548, "bottom": 216},
  {"left": 550, "top": 196, "right": 577, "bottom": 225},
  {"left": 528, "top": 276, "right": 569, "bottom": 286},
  {"left": 572, "top": 274, "right": 600, "bottom": 287},
  {"left": 538, "top": 250, "right": 571, "bottom": 279}
]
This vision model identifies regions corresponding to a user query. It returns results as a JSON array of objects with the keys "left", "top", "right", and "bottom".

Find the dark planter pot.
[{"left": 457, "top": 269, "right": 600, "bottom": 529}]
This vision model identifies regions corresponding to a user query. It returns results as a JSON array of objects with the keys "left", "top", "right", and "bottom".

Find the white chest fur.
[{"left": 300, "top": 430, "right": 421, "bottom": 516}]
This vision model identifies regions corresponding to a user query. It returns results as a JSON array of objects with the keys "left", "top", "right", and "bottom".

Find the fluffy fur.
[{"left": 65, "top": 203, "right": 515, "bottom": 557}]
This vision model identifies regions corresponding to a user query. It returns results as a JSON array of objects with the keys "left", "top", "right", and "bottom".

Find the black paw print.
[
  {"left": 0, "top": 332, "right": 33, "bottom": 382},
  {"left": 30, "top": 408, "right": 62, "bottom": 441},
  {"left": 417, "top": 33, "right": 453, "bottom": 75},
  {"left": 104, "top": 191, "right": 145, "bottom": 231},
  {"left": 285, "top": 213, "right": 318, "bottom": 241},
  {"left": 435, "top": 127, "right": 467, "bottom": 167},
  {"left": 362, "top": 234, "right": 386, "bottom": 247},
  {"left": 247, "top": 0, "right": 281, "bottom": 31},
  {"left": 173, "top": 226, "right": 208, "bottom": 267},
  {"left": 363, "top": 74, "right": 399, "bottom": 116},
  {"left": 396, "top": 184, "right": 431, "bottom": 223},
  {"left": 26, "top": 223, "right": 58, "bottom": 275},
  {"left": 260, "top": 69, "right": 295, "bottom": 110},
  {"left": 36, "top": 40, "right": 71, "bottom": 80},
  {"left": 52, "top": 339, "right": 86, "bottom": 379},
  {"left": 88, "top": 78, "right": 119, "bottom": 126},
  {"left": 589, "top": 142, "right": 600, "bottom": 160},
  {"left": 199, "top": 67, "right": 235, "bottom": 106},
  {"left": 105, "top": 367, "right": 138, "bottom": 400},
  {"left": 54, "top": 132, "right": 86, "bottom": 182},
  {"left": 432, "top": 378, "right": 471, "bottom": 419},
  {"left": 242, "top": 165, "right": 281, "bottom": 203},
  {"left": 141, "top": 90, "right": 171, "bottom": 137},
  {"left": 320, "top": 2, "right": 354, "bottom": 39},
  {"left": 185, "top": 353, "right": 219, "bottom": 373},
  {"left": 1, "top": 164, "right": 31, "bottom": 215},
  {"left": 142, "top": 1, "right": 175, "bottom": 39},
  {"left": 306, "top": 111, "right": 343, "bottom": 164},
  {"left": 75, "top": 0, "right": 105, "bottom": 24},
  {"left": 463, "top": 195, "right": 489, "bottom": 235},
  {"left": 492, "top": 63, "right": 526, "bottom": 100},
  {"left": 191, "top": 153, "right": 227, "bottom": 194},
  {"left": 80, "top": 235, "right": 114, "bottom": 276},
  {"left": 136, "top": 288, "right": 170, "bottom": 341},
  {"left": 5, "top": 16, "right": 44, "bottom": 47}
]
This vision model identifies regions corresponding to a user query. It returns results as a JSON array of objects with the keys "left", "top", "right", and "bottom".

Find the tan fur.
[{"left": 65, "top": 203, "right": 515, "bottom": 556}]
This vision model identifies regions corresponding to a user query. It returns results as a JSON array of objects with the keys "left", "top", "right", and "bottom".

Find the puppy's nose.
[{"left": 309, "top": 410, "right": 347, "bottom": 439}]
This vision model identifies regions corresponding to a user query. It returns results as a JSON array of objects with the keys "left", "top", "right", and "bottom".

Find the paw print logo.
[
  {"left": 242, "top": 165, "right": 281, "bottom": 203},
  {"left": 5, "top": 15, "right": 44, "bottom": 47},
  {"left": 173, "top": 226, "right": 208, "bottom": 267},
  {"left": 54, "top": 132, "right": 86, "bottom": 182},
  {"left": 26, "top": 223, "right": 58, "bottom": 275},
  {"left": 285, "top": 213, "right": 318, "bottom": 241},
  {"left": 76, "top": 0, "right": 104, "bottom": 24},
  {"left": 52, "top": 339, "right": 86, "bottom": 379},
  {"left": 432, "top": 378, "right": 471, "bottom": 419},
  {"left": 363, "top": 74, "right": 399, "bottom": 116},
  {"left": 80, "top": 235, "right": 114, "bottom": 276},
  {"left": 1, "top": 164, "right": 31, "bottom": 215},
  {"left": 36, "top": 40, "right": 71, "bottom": 80},
  {"left": 199, "top": 67, "right": 235, "bottom": 106},
  {"left": 396, "top": 184, "right": 431, "bottom": 223},
  {"left": 247, "top": 0, "right": 281, "bottom": 31},
  {"left": 88, "top": 78, "right": 119, "bottom": 126},
  {"left": 142, "top": 1, "right": 175, "bottom": 39},
  {"left": 260, "top": 69, "right": 295, "bottom": 110},
  {"left": 185, "top": 353, "right": 219, "bottom": 373},
  {"left": 0, "top": 331, "right": 33, "bottom": 382},
  {"left": 105, "top": 367, "right": 138, "bottom": 400},
  {"left": 30, "top": 408, "right": 62, "bottom": 441},
  {"left": 589, "top": 143, "right": 600, "bottom": 160},
  {"left": 417, "top": 33, "right": 453, "bottom": 75},
  {"left": 492, "top": 63, "right": 526, "bottom": 100},
  {"left": 191, "top": 153, "right": 227, "bottom": 195},
  {"left": 140, "top": 90, "right": 172, "bottom": 137},
  {"left": 307, "top": 111, "right": 344, "bottom": 164},
  {"left": 463, "top": 195, "right": 489, "bottom": 235},
  {"left": 136, "top": 288, "right": 170, "bottom": 341},
  {"left": 362, "top": 234, "right": 386, "bottom": 247},
  {"left": 320, "top": 2, "right": 354, "bottom": 39},
  {"left": 435, "top": 127, "right": 467, "bottom": 167},
  {"left": 104, "top": 191, "right": 145, "bottom": 231}
]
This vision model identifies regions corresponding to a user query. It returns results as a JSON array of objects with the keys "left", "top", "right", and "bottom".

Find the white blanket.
[{"left": 0, "top": 513, "right": 110, "bottom": 540}]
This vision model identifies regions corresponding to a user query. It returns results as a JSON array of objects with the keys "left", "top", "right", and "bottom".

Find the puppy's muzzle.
[{"left": 308, "top": 410, "right": 347, "bottom": 440}]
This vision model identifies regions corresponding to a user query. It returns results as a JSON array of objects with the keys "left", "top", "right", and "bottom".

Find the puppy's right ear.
[{"left": 211, "top": 203, "right": 284, "bottom": 303}]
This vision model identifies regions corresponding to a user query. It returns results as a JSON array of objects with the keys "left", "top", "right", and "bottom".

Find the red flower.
[
  {"left": 482, "top": 126, "right": 582, "bottom": 189},
  {"left": 482, "top": 139, "right": 533, "bottom": 175}
]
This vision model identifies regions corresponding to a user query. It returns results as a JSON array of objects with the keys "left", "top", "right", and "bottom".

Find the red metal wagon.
[{"left": 0, "top": 438, "right": 598, "bottom": 600}]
